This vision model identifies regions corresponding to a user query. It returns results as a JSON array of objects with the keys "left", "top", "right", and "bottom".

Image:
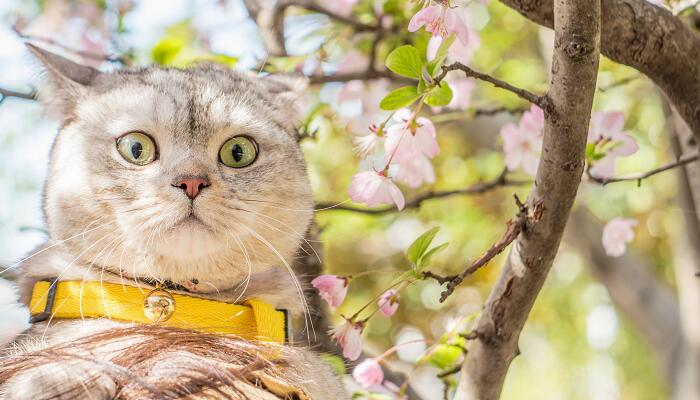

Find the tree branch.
[
  {"left": 308, "top": 69, "right": 412, "bottom": 84},
  {"left": 315, "top": 171, "right": 530, "bottom": 214},
  {"left": 499, "top": 0, "right": 700, "bottom": 148},
  {"left": 455, "top": 0, "right": 601, "bottom": 397},
  {"left": 0, "top": 88, "right": 36, "bottom": 102},
  {"left": 587, "top": 152, "right": 700, "bottom": 185},
  {"left": 435, "top": 62, "right": 549, "bottom": 113},
  {"left": 424, "top": 198, "right": 544, "bottom": 302}
]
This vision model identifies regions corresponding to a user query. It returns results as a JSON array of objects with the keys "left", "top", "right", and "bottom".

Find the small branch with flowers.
[
  {"left": 313, "top": 226, "right": 484, "bottom": 398},
  {"left": 423, "top": 196, "right": 544, "bottom": 302}
]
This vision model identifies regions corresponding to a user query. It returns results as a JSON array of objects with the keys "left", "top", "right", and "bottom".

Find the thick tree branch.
[
  {"left": 455, "top": 0, "right": 601, "bottom": 398},
  {"left": 587, "top": 152, "right": 700, "bottom": 185},
  {"left": 499, "top": 0, "right": 700, "bottom": 145},
  {"left": 315, "top": 171, "right": 530, "bottom": 214},
  {"left": 435, "top": 62, "right": 549, "bottom": 112}
]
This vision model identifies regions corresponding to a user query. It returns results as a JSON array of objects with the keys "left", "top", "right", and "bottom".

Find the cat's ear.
[
  {"left": 26, "top": 43, "right": 101, "bottom": 119},
  {"left": 262, "top": 74, "right": 308, "bottom": 127}
]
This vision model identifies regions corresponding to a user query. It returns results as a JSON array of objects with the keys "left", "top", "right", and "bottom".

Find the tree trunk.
[{"left": 455, "top": 0, "right": 601, "bottom": 398}]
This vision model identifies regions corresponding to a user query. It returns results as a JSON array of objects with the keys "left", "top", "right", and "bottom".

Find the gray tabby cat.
[{"left": 0, "top": 44, "right": 347, "bottom": 399}]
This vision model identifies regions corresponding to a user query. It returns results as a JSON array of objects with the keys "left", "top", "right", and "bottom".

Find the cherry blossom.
[
  {"left": 331, "top": 320, "right": 364, "bottom": 360},
  {"left": 587, "top": 112, "right": 639, "bottom": 178},
  {"left": 390, "top": 155, "right": 436, "bottom": 188},
  {"left": 377, "top": 289, "right": 399, "bottom": 317},
  {"left": 354, "top": 131, "right": 382, "bottom": 158},
  {"left": 500, "top": 105, "right": 545, "bottom": 176},
  {"left": 352, "top": 358, "right": 384, "bottom": 389},
  {"left": 385, "top": 108, "right": 439, "bottom": 163},
  {"left": 348, "top": 170, "right": 405, "bottom": 210},
  {"left": 311, "top": 275, "right": 349, "bottom": 308},
  {"left": 408, "top": 3, "right": 471, "bottom": 45},
  {"left": 602, "top": 218, "right": 638, "bottom": 257}
]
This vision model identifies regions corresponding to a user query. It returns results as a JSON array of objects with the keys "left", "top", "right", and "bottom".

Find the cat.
[{"left": 0, "top": 44, "right": 348, "bottom": 399}]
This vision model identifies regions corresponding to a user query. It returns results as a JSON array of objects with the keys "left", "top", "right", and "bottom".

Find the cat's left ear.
[
  {"left": 26, "top": 43, "right": 101, "bottom": 120},
  {"left": 262, "top": 74, "right": 308, "bottom": 129}
]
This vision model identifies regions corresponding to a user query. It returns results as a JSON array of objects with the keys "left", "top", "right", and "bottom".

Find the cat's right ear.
[{"left": 26, "top": 43, "right": 101, "bottom": 120}]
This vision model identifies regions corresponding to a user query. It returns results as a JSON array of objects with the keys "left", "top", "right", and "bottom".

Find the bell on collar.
[{"left": 143, "top": 285, "right": 176, "bottom": 323}]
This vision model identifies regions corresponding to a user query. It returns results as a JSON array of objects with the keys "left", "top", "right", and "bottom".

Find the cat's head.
[{"left": 30, "top": 44, "right": 313, "bottom": 290}]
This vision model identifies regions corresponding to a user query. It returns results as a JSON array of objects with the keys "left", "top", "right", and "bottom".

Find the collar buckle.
[{"left": 29, "top": 277, "right": 59, "bottom": 323}]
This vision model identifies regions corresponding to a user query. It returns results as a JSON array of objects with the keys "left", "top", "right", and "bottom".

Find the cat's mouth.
[{"left": 172, "top": 212, "right": 210, "bottom": 231}]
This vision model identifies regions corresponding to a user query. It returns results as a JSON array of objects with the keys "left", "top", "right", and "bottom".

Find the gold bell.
[{"left": 143, "top": 287, "right": 175, "bottom": 323}]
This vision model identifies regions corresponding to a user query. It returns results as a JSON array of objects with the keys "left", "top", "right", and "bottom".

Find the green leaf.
[
  {"left": 385, "top": 45, "right": 423, "bottom": 79},
  {"left": 427, "top": 34, "right": 456, "bottom": 77},
  {"left": 420, "top": 344, "right": 464, "bottom": 370},
  {"left": 434, "top": 34, "right": 456, "bottom": 65},
  {"left": 408, "top": 227, "right": 440, "bottom": 265},
  {"left": 424, "top": 82, "right": 453, "bottom": 107},
  {"left": 319, "top": 353, "right": 346, "bottom": 375},
  {"left": 417, "top": 242, "right": 449, "bottom": 270},
  {"left": 380, "top": 86, "right": 421, "bottom": 110}
]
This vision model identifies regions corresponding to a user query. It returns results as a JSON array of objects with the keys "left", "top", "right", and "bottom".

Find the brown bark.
[
  {"left": 455, "top": 0, "right": 601, "bottom": 398},
  {"left": 500, "top": 0, "right": 700, "bottom": 141}
]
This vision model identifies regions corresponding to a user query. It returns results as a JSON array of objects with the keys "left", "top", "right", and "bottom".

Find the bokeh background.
[{"left": 0, "top": 1, "right": 691, "bottom": 399}]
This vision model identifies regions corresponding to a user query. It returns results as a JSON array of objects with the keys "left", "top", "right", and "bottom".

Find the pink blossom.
[
  {"left": 602, "top": 218, "right": 638, "bottom": 257},
  {"left": 385, "top": 109, "right": 439, "bottom": 163},
  {"left": 331, "top": 320, "right": 364, "bottom": 360},
  {"left": 352, "top": 358, "right": 384, "bottom": 389},
  {"left": 500, "top": 105, "right": 545, "bottom": 176},
  {"left": 408, "top": 4, "right": 470, "bottom": 45},
  {"left": 390, "top": 155, "right": 436, "bottom": 188},
  {"left": 348, "top": 171, "right": 405, "bottom": 210},
  {"left": 377, "top": 289, "right": 399, "bottom": 317},
  {"left": 354, "top": 132, "right": 382, "bottom": 158},
  {"left": 323, "top": 0, "right": 359, "bottom": 17},
  {"left": 311, "top": 275, "right": 348, "bottom": 308},
  {"left": 588, "top": 112, "right": 639, "bottom": 178}
]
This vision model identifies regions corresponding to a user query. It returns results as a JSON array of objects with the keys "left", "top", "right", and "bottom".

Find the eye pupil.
[
  {"left": 232, "top": 144, "right": 243, "bottom": 162},
  {"left": 131, "top": 142, "right": 143, "bottom": 159}
]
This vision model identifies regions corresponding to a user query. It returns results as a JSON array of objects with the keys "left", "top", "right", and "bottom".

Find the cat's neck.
[{"left": 17, "top": 241, "right": 307, "bottom": 315}]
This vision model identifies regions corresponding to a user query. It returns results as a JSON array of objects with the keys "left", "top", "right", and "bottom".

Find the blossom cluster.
[{"left": 344, "top": 0, "right": 479, "bottom": 211}]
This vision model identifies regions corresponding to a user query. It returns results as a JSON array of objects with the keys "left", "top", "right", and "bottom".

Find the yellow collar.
[{"left": 29, "top": 279, "right": 289, "bottom": 343}]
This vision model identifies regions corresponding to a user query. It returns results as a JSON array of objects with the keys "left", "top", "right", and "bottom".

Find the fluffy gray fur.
[{"left": 1, "top": 44, "right": 347, "bottom": 399}]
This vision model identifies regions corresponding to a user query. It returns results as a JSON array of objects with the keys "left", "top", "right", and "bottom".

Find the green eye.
[
  {"left": 117, "top": 132, "right": 157, "bottom": 165},
  {"left": 219, "top": 136, "right": 258, "bottom": 168}
]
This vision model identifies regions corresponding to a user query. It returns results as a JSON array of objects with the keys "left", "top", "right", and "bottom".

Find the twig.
[
  {"left": 308, "top": 68, "right": 413, "bottom": 84},
  {"left": 587, "top": 153, "right": 700, "bottom": 186},
  {"left": 598, "top": 75, "right": 639, "bottom": 92},
  {"left": 429, "top": 106, "right": 528, "bottom": 123},
  {"left": 434, "top": 62, "right": 550, "bottom": 114},
  {"left": 423, "top": 199, "right": 542, "bottom": 302},
  {"left": 437, "top": 365, "right": 462, "bottom": 378},
  {"left": 0, "top": 87, "right": 36, "bottom": 101},
  {"left": 14, "top": 28, "right": 126, "bottom": 64},
  {"left": 315, "top": 171, "right": 530, "bottom": 214}
]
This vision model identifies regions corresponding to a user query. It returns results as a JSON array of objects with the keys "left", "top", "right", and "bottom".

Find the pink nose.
[{"left": 173, "top": 177, "right": 210, "bottom": 199}]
